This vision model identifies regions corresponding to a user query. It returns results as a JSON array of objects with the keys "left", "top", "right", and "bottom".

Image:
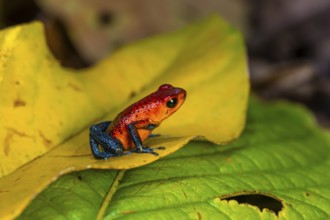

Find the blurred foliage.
[{"left": 0, "top": 1, "right": 329, "bottom": 123}]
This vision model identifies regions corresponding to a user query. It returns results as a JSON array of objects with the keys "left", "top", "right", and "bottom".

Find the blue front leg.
[
  {"left": 128, "top": 123, "right": 165, "bottom": 156},
  {"left": 89, "top": 121, "right": 130, "bottom": 159}
]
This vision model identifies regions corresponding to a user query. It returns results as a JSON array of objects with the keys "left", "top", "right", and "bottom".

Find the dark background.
[{"left": 1, "top": 0, "right": 329, "bottom": 127}]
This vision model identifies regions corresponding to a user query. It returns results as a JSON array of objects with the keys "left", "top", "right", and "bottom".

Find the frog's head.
[{"left": 152, "top": 84, "right": 186, "bottom": 122}]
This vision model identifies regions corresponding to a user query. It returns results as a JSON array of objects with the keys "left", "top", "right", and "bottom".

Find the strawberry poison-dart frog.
[{"left": 89, "top": 84, "right": 186, "bottom": 159}]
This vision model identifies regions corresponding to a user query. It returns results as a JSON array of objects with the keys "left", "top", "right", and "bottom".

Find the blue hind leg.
[{"left": 89, "top": 121, "right": 130, "bottom": 159}]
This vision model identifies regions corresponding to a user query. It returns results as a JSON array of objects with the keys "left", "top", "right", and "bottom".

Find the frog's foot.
[
  {"left": 93, "top": 152, "right": 118, "bottom": 160},
  {"left": 131, "top": 146, "right": 165, "bottom": 156}
]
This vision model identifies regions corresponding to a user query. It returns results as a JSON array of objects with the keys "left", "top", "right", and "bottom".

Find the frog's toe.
[
  {"left": 144, "top": 146, "right": 165, "bottom": 150},
  {"left": 130, "top": 147, "right": 162, "bottom": 156},
  {"left": 150, "top": 151, "right": 159, "bottom": 156}
]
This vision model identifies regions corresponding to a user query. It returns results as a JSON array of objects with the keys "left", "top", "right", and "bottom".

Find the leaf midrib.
[{"left": 97, "top": 170, "right": 126, "bottom": 220}]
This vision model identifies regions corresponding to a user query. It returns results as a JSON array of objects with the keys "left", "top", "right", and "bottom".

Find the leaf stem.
[{"left": 96, "top": 170, "right": 126, "bottom": 220}]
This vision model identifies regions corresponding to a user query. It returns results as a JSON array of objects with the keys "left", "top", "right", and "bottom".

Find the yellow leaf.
[
  {"left": 0, "top": 22, "right": 170, "bottom": 178},
  {"left": 0, "top": 15, "right": 249, "bottom": 219}
]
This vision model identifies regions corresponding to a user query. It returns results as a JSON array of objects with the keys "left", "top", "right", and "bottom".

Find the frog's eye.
[{"left": 166, "top": 98, "right": 178, "bottom": 108}]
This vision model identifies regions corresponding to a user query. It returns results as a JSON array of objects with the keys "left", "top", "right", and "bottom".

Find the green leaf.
[{"left": 18, "top": 97, "right": 330, "bottom": 219}]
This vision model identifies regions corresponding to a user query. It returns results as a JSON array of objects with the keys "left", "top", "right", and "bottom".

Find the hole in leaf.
[{"left": 221, "top": 192, "right": 283, "bottom": 215}]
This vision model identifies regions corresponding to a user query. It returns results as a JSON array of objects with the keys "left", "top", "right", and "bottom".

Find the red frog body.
[{"left": 89, "top": 84, "right": 186, "bottom": 159}]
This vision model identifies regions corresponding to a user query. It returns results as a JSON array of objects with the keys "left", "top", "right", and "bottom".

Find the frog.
[{"left": 89, "top": 84, "right": 186, "bottom": 159}]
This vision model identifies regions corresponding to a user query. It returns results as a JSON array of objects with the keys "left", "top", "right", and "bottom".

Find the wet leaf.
[
  {"left": 18, "top": 98, "right": 330, "bottom": 219},
  {"left": 0, "top": 16, "right": 249, "bottom": 219}
]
